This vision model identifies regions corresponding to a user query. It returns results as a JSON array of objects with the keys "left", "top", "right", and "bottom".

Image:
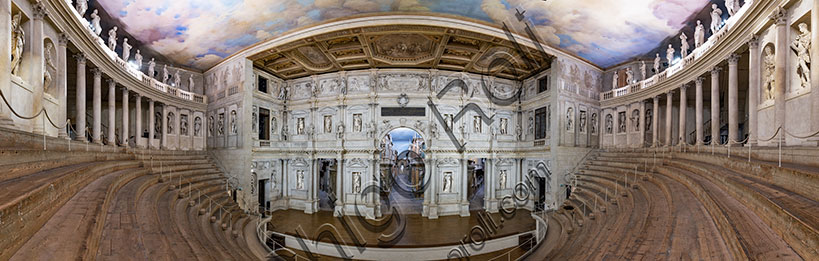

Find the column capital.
[
  {"left": 770, "top": 7, "right": 787, "bottom": 25},
  {"left": 32, "top": 1, "right": 47, "bottom": 20},
  {"left": 91, "top": 68, "right": 101, "bottom": 77},
  {"left": 728, "top": 53, "right": 741, "bottom": 65},
  {"left": 120, "top": 86, "right": 129, "bottom": 92},
  {"left": 74, "top": 53, "right": 86, "bottom": 64},
  {"left": 666, "top": 90, "right": 675, "bottom": 96},
  {"left": 653, "top": 95, "right": 660, "bottom": 101},
  {"left": 58, "top": 33, "right": 70, "bottom": 46},
  {"left": 106, "top": 78, "right": 115, "bottom": 85},
  {"left": 134, "top": 92, "right": 142, "bottom": 99},
  {"left": 680, "top": 83, "right": 689, "bottom": 91},
  {"left": 696, "top": 76, "right": 705, "bottom": 85},
  {"left": 748, "top": 35, "right": 760, "bottom": 49},
  {"left": 711, "top": 66, "right": 722, "bottom": 75}
]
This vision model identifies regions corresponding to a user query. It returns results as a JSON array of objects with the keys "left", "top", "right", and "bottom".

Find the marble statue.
[
  {"left": 107, "top": 26, "right": 118, "bottom": 51},
  {"left": 500, "top": 118, "right": 508, "bottom": 135},
  {"left": 296, "top": 171, "right": 305, "bottom": 190},
  {"left": 297, "top": 118, "right": 305, "bottom": 135},
  {"left": 645, "top": 109, "right": 653, "bottom": 131},
  {"left": 625, "top": 67, "right": 634, "bottom": 84},
  {"left": 631, "top": 110, "right": 640, "bottom": 131},
  {"left": 590, "top": 113, "right": 598, "bottom": 134},
  {"left": 155, "top": 112, "right": 162, "bottom": 137},
  {"left": 134, "top": 50, "right": 143, "bottom": 69},
  {"left": 499, "top": 170, "right": 507, "bottom": 189},
  {"left": 579, "top": 111, "right": 587, "bottom": 133},
  {"left": 11, "top": 13, "right": 24, "bottom": 76},
  {"left": 680, "top": 33, "right": 689, "bottom": 57},
  {"left": 353, "top": 114, "right": 362, "bottom": 133},
  {"left": 217, "top": 113, "right": 224, "bottom": 135},
  {"left": 208, "top": 116, "right": 214, "bottom": 137},
  {"left": 764, "top": 46, "right": 776, "bottom": 100},
  {"left": 695, "top": 20, "right": 705, "bottom": 48},
  {"left": 337, "top": 124, "right": 344, "bottom": 139},
  {"left": 278, "top": 85, "right": 288, "bottom": 100},
  {"left": 612, "top": 72, "right": 619, "bottom": 89},
  {"left": 366, "top": 121, "right": 375, "bottom": 138},
  {"left": 528, "top": 116, "right": 534, "bottom": 135},
  {"left": 352, "top": 172, "right": 361, "bottom": 193},
  {"left": 122, "top": 38, "right": 131, "bottom": 61},
  {"left": 147, "top": 58, "right": 156, "bottom": 77},
  {"left": 653, "top": 53, "right": 661, "bottom": 74},
  {"left": 443, "top": 172, "right": 453, "bottom": 193},
  {"left": 167, "top": 113, "right": 175, "bottom": 134},
  {"left": 162, "top": 65, "right": 170, "bottom": 84},
  {"left": 44, "top": 42, "right": 56, "bottom": 92},
  {"left": 605, "top": 114, "right": 613, "bottom": 134},
  {"left": 710, "top": 4, "right": 723, "bottom": 35},
  {"left": 194, "top": 117, "right": 201, "bottom": 136},
  {"left": 180, "top": 115, "right": 188, "bottom": 136},
  {"left": 473, "top": 116, "right": 481, "bottom": 133},
  {"left": 91, "top": 9, "right": 102, "bottom": 35},
  {"left": 324, "top": 115, "right": 332, "bottom": 133},
  {"left": 618, "top": 112, "right": 626, "bottom": 133},
  {"left": 75, "top": 0, "right": 88, "bottom": 17},
  {"left": 666, "top": 44, "right": 675, "bottom": 65},
  {"left": 515, "top": 124, "right": 522, "bottom": 141},
  {"left": 792, "top": 23, "right": 811, "bottom": 89},
  {"left": 726, "top": 0, "right": 740, "bottom": 16},
  {"left": 640, "top": 61, "right": 647, "bottom": 80},
  {"left": 173, "top": 70, "right": 181, "bottom": 87},
  {"left": 271, "top": 117, "right": 277, "bottom": 135},
  {"left": 230, "top": 110, "right": 238, "bottom": 134},
  {"left": 251, "top": 109, "right": 257, "bottom": 134},
  {"left": 188, "top": 75, "right": 195, "bottom": 91},
  {"left": 566, "top": 107, "right": 574, "bottom": 131}
]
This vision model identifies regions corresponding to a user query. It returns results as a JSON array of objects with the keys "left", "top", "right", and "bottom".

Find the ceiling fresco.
[{"left": 95, "top": 0, "right": 710, "bottom": 70}]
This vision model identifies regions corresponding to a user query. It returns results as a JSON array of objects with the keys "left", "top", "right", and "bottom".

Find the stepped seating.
[{"left": 534, "top": 148, "right": 817, "bottom": 260}]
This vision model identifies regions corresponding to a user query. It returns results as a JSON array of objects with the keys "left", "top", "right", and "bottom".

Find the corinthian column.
[
  {"left": 107, "top": 79, "right": 115, "bottom": 145},
  {"left": 639, "top": 100, "right": 646, "bottom": 147},
  {"left": 148, "top": 99, "right": 155, "bottom": 149},
  {"left": 679, "top": 84, "right": 688, "bottom": 145},
  {"left": 30, "top": 4, "right": 46, "bottom": 134},
  {"left": 695, "top": 77, "right": 704, "bottom": 145},
  {"left": 666, "top": 91, "right": 673, "bottom": 146},
  {"left": 135, "top": 94, "right": 143, "bottom": 148},
  {"left": 749, "top": 36, "right": 760, "bottom": 145},
  {"left": 57, "top": 34, "right": 68, "bottom": 138},
  {"left": 711, "top": 66, "right": 721, "bottom": 145},
  {"left": 772, "top": 9, "right": 787, "bottom": 143},
  {"left": 161, "top": 104, "right": 168, "bottom": 149},
  {"left": 91, "top": 68, "right": 101, "bottom": 144},
  {"left": 0, "top": 0, "right": 14, "bottom": 127},
  {"left": 74, "top": 54, "right": 87, "bottom": 141},
  {"left": 121, "top": 87, "right": 129, "bottom": 146},
  {"left": 652, "top": 96, "right": 659, "bottom": 147},
  {"left": 728, "top": 53, "right": 740, "bottom": 145}
]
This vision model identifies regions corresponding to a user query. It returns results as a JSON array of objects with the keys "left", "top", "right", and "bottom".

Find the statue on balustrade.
[
  {"left": 710, "top": 4, "right": 723, "bottom": 35},
  {"left": 134, "top": 50, "right": 143, "bottom": 69},
  {"left": 108, "top": 26, "right": 118, "bottom": 51},
  {"left": 162, "top": 65, "right": 170, "bottom": 84},
  {"left": 612, "top": 72, "right": 619, "bottom": 89},
  {"left": 76, "top": 0, "right": 88, "bottom": 17},
  {"left": 173, "top": 70, "right": 181, "bottom": 87},
  {"left": 188, "top": 75, "right": 195, "bottom": 91},
  {"left": 666, "top": 44, "right": 675, "bottom": 65},
  {"left": 640, "top": 61, "right": 646, "bottom": 80},
  {"left": 147, "top": 58, "right": 156, "bottom": 77},
  {"left": 764, "top": 46, "right": 776, "bottom": 100},
  {"left": 625, "top": 67, "right": 634, "bottom": 84},
  {"left": 792, "top": 23, "right": 811, "bottom": 89},
  {"left": 653, "top": 53, "right": 661, "bottom": 74},
  {"left": 695, "top": 20, "right": 705, "bottom": 48},
  {"left": 91, "top": 9, "right": 102, "bottom": 35},
  {"left": 11, "top": 13, "right": 24, "bottom": 76},
  {"left": 122, "top": 38, "right": 131, "bottom": 61},
  {"left": 680, "top": 33, "right": 689, "bottom": 57},
  {"left": 726, "top": 0, "right": 740, "bottom": 17},
  {"left": 44, "top": 42, "right": 56, "bottom": 92}
]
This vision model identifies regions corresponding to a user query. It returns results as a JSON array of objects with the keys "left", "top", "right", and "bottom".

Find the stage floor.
[{"left": 267, "top": 209, "right": 536, "bottom": 248}]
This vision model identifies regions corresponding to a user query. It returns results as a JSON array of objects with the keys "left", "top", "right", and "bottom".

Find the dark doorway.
[
  {"left": 468, "top": 158, "right": 486, "bottom": 211},
  {"left": 535, "top": 177, "right": 546, "bottom": 212},
  {"left": 259, "top": 108, "right": 270, "bottom": 140},
  {"left": 317, "top": 159, "right": 337, "bottom": 211},
  {"left": 258, "top": 179, "right": 268, "bottom": 213}
]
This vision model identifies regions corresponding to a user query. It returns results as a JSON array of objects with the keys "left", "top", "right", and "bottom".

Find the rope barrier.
[{"left": 0, "top": 88, "right": 69, "bottom": 129}]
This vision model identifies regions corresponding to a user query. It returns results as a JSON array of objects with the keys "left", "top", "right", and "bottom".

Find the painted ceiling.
[{"left": 95, "top": 0, "right": 710, "bottom": 70}]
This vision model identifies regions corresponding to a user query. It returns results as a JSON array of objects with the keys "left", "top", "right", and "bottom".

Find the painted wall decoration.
[{"left": 95, "top": 0, "right": 710, "bottom": 69}]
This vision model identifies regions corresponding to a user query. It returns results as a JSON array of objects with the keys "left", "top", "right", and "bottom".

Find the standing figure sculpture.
[
  {"left": 134, "top": 50, "right": 143, "bottom": 69},
  {"left": 107, "top": 26, "right": 118, "bottom": 51},
  {"left": 726, "top": 0, "right": 740, "bottom": 17},
  {"left": 612, "top": 72, "right": 619, "bottom": 89},
  {"left": 640, "top": 61, "right": 647, "bottom": 80},
  {"left": 625, "top": 67, "right": 634, "bottom": 84},
  {"left": 173, "top": 70, "right": 181, "bottom": 87},
  {"left": 695, "top": 20, "right": 705, "bottom": 48},
  {"left": 75, "top": 0, "right": 88, "bottom": 17},
  {"left": 90, "top": 9, "right": 102, "bottom": 35},
  {"left": 763, "top": 46, "right": 776, "bottom": 100},
  {"left": 147, "top": 58, "right": 156, "bottom": 78},
  {"left": 162, "top": 65, "right": 170, "bottom": 84},
  {"left": 122, "top": 38, "right": 131, "bottom": 61},
  {"left": 11, "top": 13, "right": 25, "bottom": 76},
  {"left": 666, "top": 44, "right": 675, "bottom": 65},
  {"left": 791, "top": 23, "right": 811, "bottom": 89},
  {"left": 680, "top": 33, "right": 689, "bottom": 57},
  {"left": 44, "top": 42, "right": 56, "bottom": 92},
  {"left": 710, "top": 4, "right": 723, "bottom": 35},
  {"left": 653, "top": 53, "right": 661, "bottom": 74},
  {"left": 188, "top": 75, "right": 195, "bottom": 92}
]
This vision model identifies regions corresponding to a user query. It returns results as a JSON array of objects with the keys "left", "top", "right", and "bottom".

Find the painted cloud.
[{"left": 97, "top": 0, "right": 709, "bottom": 70}]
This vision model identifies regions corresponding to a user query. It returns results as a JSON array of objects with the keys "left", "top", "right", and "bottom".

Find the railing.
[{"left": 600, "top": 2, "right": 751, "bottom": 102}]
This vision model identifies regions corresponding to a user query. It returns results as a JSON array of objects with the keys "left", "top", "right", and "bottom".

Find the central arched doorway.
[{"left": 379, "top": 127, "right": 426, "bottom": 214}]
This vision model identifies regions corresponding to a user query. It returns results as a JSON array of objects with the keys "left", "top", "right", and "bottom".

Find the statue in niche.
[
  {"left": 91, "top": 9, "right": 102, "bottom": 35},
  {"left": 499, "top": 170, "right": 507, "bottom": 189},
  {"left": 726, "top": 0, "right": 740, "bottom": 17},
  {"left": 695, "top": 20, "right": 705, "bottom": 48},
  {"left": 528, "top": 116, "right": 535, "bottom": 135},
  {"left": 645, "top": 109, "right": 653, "bottom": 132},
  {"left": 625, "top": 67, "right": 634, "bottom": 84},
  {"left": 217, "top": 113, "right": 224, "bottom": 136},
  {"left": 605, "top": 114, "right": 613, "bottom": 134},
  {"left": 278, "top": 85, "right": 288, "bottom": 100},
  {"left": 666, "top": 44, "right": 675, "bottom": 65},
  {"left": 653, "top": 53, "right": 661, "bottom": 74},
  {"left": 366, "top": 121, "right": 375, "bottom": 138},
  {"left": 337, "top": 124, "right": 344, "bottom": 139},
  {"left": 188, "top": 75, "right": 195, "bottom": 92},
  {"left": 442, "top": 172, "right": 453, "bottom": 193},
  {"left": 208, "top": 115, "right": 214, "bottom": 137},
  {"left": 173, "top": 70, "right": 181, "bottom": 87},
  {"left": 76, "top": 0, "right": 88, "bottom": 17},
  {"left": 154, "top": 112, "right": 162, "bottom": 137},
  {"left": 640, "top": 61, "right": 647, "bottom": 80},
  {"left": 167, "top": 112, "right": 175, "bottom": 134},
  {"left": 11, "top": 13, "right": 24, "bottom": 76},
  {"left": 618, "top": 112, "right": 627, "bottom": 133},
  {"left": 147, "top": 58, "right": 156, "bottom": 77},
  {"left": 324, "top": 115, "right": 332, "bottom": 133},
  {"left": 230, "top": 110, "right": 238, "bottom": 134},
  {"left": 271, "top": 172, "right": 280, "bottom": 198},
  {"left": 764, "top": 46, "right": 776, "bottom": 100},
  {"left": 122, "top": 38, "right": 132, "bottom": 61},
  {"left": 612, "top": 72, "right": 619, "bottom": 89},
  {"left": 353, "top": 114, "right": 362, "bottom": 133},
  {"left": 473, "top": 116, "right": 482, "bottom": 133},
  {"left": 680, "top": 33, "right": 689, "bottom": 57},
  {"left": 792, "top": 23, "right": 811, "bottom": 89},
  {"left": 297, "top": 118, "right": 305, "bottom": 135},
  {"left": 710, "top": 4, "right": 723, "bottom": 35},
  {"left": 281, "top": 124, "right": 289, "bottom": 140},
  {"left": 500, "top": 118, "right": 508, "bottom": 135},
  {"left": 566, "top": 107, "right": 574, "bottom": 131},
  {"left": 134, "top": 50, "right": 143, "bottom": 69},
  {"left": 180, "top": 115, "right": 188, "bottom": 136},
  {"left": 296, "top": 171, "right": 305, "bottom": 190},
  {"left": 194, "top": 117, "right": 201, "bottom": 136},
  {"left": 251, "top": 108, "right": 258, "bottom": 134},
  {"left": 352, "top": 172, "right": 361, "bottom": 194},
  {"left": 515, "top": 124, "right": 523, "bottom": 141},
  {"left": 44, "top": 42, "right": 56, "bottom": 92},
  {"left": 162, "top": 65, "right": 170, "bottom": 84},
  {"left": 590, "top": 113, "right": 598, "bottom": 134},
  {"left": 107, "top": 26, "right": 118, "bottom": 51},
  {"left": 271, "top": 117, "right": 277, "bottom": 135},
  {"left": 579, "top": 111, "right": 587, "bottom": 133},
  {"left": 632, "top": 109, "right": 640, "bottom": 131},
  {"left": 429, "top": 121, "right": 439, "bottom": 139},
  {"left": 445, "top": 114, "right": 454, "bottom": 131}
]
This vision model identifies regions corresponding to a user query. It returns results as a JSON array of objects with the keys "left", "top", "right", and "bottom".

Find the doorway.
[
  {"left": 467, "top": 158, "right": 486, "bottom": 211},
  {"left": 317, "top": 159, "right": 337, "bottom": 211},
  {"left": 379, "top": 128, "right": 426, "bottom": 214}
]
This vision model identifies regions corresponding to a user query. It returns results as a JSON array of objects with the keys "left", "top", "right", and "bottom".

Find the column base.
[
  {"left": 0, "top": 117, "right": 13, "bottom": 127},
  {"left": 92, "top": 138, "right": 103, "bottom": 145},
  {"left": 74, "top": 136, "right": 87, "bottom": 142},
  {"left": 58, "top": 131, "right": 68, "bottom": 139}
]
